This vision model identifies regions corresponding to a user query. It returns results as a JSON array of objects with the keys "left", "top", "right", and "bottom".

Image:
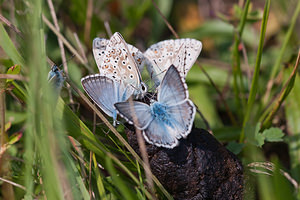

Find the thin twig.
[
  {"left": 42, "top": 15, "right": 89, "bottom": 68},
  {"left": 196, "top": 60, "right": 238, "bottom": 125},
  {"left": 73, "top": 33, "right": 88, "bottom": 63},
  {"left": 84, "top": 0, "right": 94, "bottom": 44},
  {"left": 195, "top": 106, "right": 212, "bottom": 134},
  {"left": 104, "top": 21, "right": 113, "bottom": 37},
  {"left": 47, "top": 0, "right": 75, "bottom": 107},
  {"left": 248, "top": 162, "right": 299, "bottom": 191},
  {"left": 0, "top": 13, "right": 23, "bottom": 38},
  {"left": 240, "top": 41, "right": 251, "bottom": 90},
  {"left": 0, "top": 74, "right": 28, "bottom": 81},
  {"left": 150, "top": 0, "right": 179, "bottom": 39},
  {"left": 0, "top": 177, "right": 26, "bottom": 191},
  {"left": 128, "top": 98, "right": 156, "bottom": 199}
]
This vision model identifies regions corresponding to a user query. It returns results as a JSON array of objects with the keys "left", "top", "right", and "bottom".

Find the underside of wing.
[
  {"left": 81, "top": 74, "right": 133, "bottom": 118},
  {"left": 144, "top": 38, "right": 202, "bottom": 86},
  {"left": 93, "top": 38, "right": 109, "bottom": 73}
]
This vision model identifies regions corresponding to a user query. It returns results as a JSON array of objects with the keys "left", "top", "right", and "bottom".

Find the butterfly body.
[
  {"left": 115, "top": 65, "right": 196, "bottom": 148},
  {"left": 48, "top": 65, "right": 65, "bottom": 92}
]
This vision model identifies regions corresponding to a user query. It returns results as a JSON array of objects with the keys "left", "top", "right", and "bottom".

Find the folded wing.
[{"left": 81, "top": 74, "right": 133, "bottom": 118}]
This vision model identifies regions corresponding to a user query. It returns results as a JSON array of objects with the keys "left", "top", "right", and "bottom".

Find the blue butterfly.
[
  {"left": 48, "top": 65, "right": 65, "bottom": 92},
  {"left": 81, "top": 74, "right": 134, "bottom": 126},
  {"left": 114, "top": 65, "right": 196, "bottom": 148}
]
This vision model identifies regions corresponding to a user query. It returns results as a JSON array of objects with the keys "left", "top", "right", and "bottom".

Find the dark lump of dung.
[{"left": 126, "top": 128, "right": 244, "bottom": 200}]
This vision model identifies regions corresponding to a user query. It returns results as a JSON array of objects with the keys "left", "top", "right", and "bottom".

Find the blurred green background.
[{"left": 0, "top": 0, "right": 299, "bottom": 199}]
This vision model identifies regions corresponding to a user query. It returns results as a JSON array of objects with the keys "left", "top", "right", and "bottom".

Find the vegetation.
[{"left": 0, "top": 0, "right": 299, "bottom": 199}]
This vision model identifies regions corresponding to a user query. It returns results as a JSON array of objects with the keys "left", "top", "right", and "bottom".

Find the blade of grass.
[
  {"left": 105, "top": 156, "right": 137, "bottom": 200},
  {"left": 0, "top": 23, "right": 25, "bottom": 66},
  {"left": 66, "top": 79, "right": 173, "bottom": 199},
  {"left": 231, "top": 0, "right": 250, "bottom": 118},
  {"left": 261, "top": 49, "right": 300, "bottom": 129},
  {"left": 240, "top": 0, "right": 270, "bottom": 142},
  {"left": 263, "top": 0, "right": 300, "bottom": 104},
  {"left": 92, "top": 153, "right": 107, "bottom": 200}
]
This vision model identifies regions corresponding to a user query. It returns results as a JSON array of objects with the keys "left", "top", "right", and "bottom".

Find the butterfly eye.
[{"left": 140, "top": 82, "right": 147, "bottom": 92}]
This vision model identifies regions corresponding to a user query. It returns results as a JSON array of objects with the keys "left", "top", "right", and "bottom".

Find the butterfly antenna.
[{"left": 58, "top": 54, "right": 75, "bottom": 70}]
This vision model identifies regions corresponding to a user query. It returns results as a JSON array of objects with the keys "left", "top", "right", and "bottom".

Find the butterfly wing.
[
  {"left": 144, "top": 38, "right": 202, "bottom": 86},
  {"left": 93, "top": 38, "right": 109, "bottom": 72},
  {"left": 142, "top": 118, "right": 179, "bottom": 148},
  {"left": 92, "top": 33, "right": 143, "bottom": 92},
  {"left": 93, "top": 38, "right": 145, "bottom": 74},
  {"left": 114, "top": 101, "right": 153, "bottom": 130},
  {"left": 157, "top": 65, "right": 189, "bottom": 105},
  {"left": 143, "top": 99, "right": 195, "bottom": 148},
  {"left": 165, "top": 99, "right": 196, "bottom": 138},
  {"left": 126, "top": 44, "right": 146, "bottom": 73},
  {"left": 81, "top": 74, "right": 134, "bottom": 121}
]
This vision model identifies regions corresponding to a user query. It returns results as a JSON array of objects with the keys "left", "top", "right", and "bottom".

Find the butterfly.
[
  {"left": 81, "top": 74, "right": 134, "bottom": 126},
  {"left": 144, "top": 38, "right": 202, "bottom": 87},
  {"left": 114, "top": 65, "right": 196, "bottom": 148},
  {"left": 92, "top": 32, "right": 147, "bottom": 96},
  {"left": 48, "top": 65, "right": 65, "bottom": 92}
]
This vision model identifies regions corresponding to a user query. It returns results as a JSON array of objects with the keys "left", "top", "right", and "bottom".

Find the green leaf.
[
  {"left": 255, "top": 132, "right": 265, "bottom": 148},
  {"left": 245, "top": 123, "right": 261, "bottom": 146},
  {"left": 0, "top": 23, "right": 25, "bottom": 66},
  {"left": 6, "top": 64, "right": 21, "bottom": 83},
  {"left": 226, "top": 142, "right": 245, "bottom": 155},
  {"left": 8, "top": 132, "right": 23, "bottom": 145},
  {"left": 262, "top": 128, "right": 284, "bottom": 142}
]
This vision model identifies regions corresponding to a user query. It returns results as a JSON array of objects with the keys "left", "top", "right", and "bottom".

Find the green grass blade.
[
  {"left": 261, "top": 51, "right": 300, "bottom": 129},
  {"left": 240, "top": 0, "right": 270, "bottom": 142},
  {"left": 231, "top": 0, "right": 251, "bottom": 118},
  {"left": 92, "top": 153, "right": 107, "bottom": 200},
  {"left": 105, "top": 156, "right": 137, "bottom": 200},
  {"left": 268, "top": 0, "right": 300, "bottom": 81},
  {"left": 0, "top": 23, "right": 25, "bottom": 66}
]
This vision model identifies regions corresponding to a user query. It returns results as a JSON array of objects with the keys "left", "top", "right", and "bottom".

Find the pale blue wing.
[
  {"left": 165, "top": 99, "right": 196, "bottom": 138},
  {"left": 114, "top": 101, "right": 153, "bottom": 130},
  {"left": 143, "top": 118, "right": 179, "bottom": 148},
  {"left": 157, "top": 65, "right": 189, "bottom": 105},
  {"left": 81, "top": 74, "right": 134, "bottom": 122},
  {"left": 143, "top": 99, "right": 195, "bottom": 148}
]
